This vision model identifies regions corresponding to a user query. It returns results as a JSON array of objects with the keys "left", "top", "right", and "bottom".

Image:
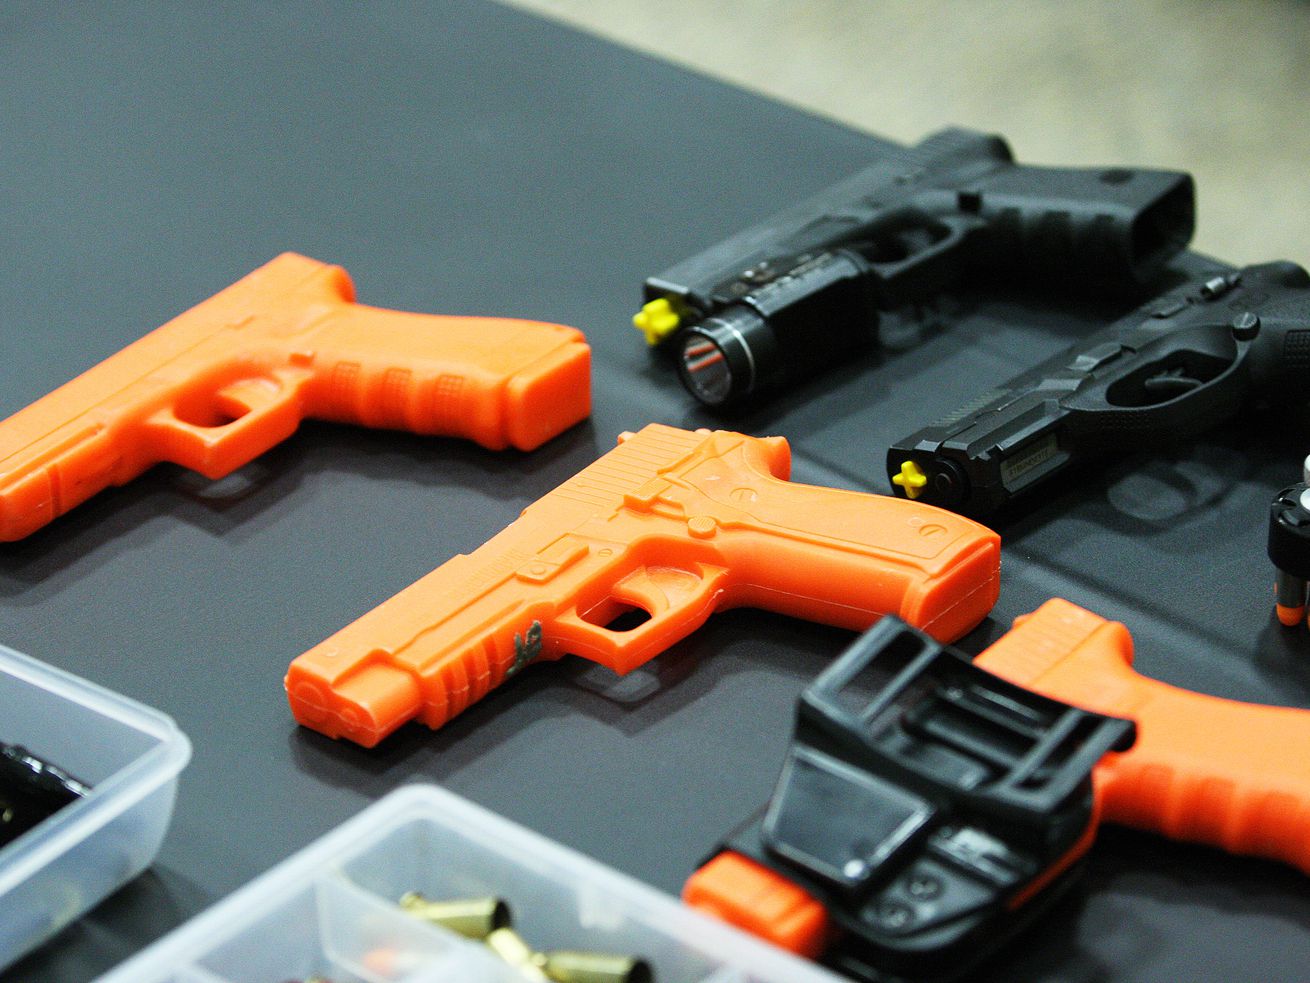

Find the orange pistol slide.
[
  {"left": 684, "top": 599, "right": 1310, "bottom": 978},
  {"left": 0, "top": 252, "right": 591, "bottom": 541},
  {"left": 285, "top": 423, "right": 1002, "bottom": 748}
]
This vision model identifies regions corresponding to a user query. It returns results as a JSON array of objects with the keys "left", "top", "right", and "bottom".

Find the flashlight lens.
[
  {"left": 675, "top": 308, "right": 772, "bottom": 407},
  {"left": 680, "top": 332, "right": 735, "bottom": 405}
]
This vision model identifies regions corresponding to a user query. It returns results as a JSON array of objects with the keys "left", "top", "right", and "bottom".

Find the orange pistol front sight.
[
  {"left": 0, "top": 252, "right": 591, "bottom": 540},
  {"left": 285, "top": 424, "right": 1001, "bottom": 747}
]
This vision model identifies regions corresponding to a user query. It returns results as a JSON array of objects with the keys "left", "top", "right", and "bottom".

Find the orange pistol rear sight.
[
  {"left": 285, "top": 424, "right": 1002, "bottom": 748},
  {"left": 0, "top": 252, "right": 591, "bottom": 541}
]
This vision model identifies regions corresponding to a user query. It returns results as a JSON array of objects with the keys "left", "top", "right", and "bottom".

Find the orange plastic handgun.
[
  {"left": 0, "top": 252, "right": 591, "bottom": 541},
  {"left": 285, "top": 423, "right": 1002, "bottom": 747},
  {"left": 685, "top": 599, "right": 1310, "bottom": 967},
  {"left": 977, "top": 598, "right": 1310, "bottom": 874}
]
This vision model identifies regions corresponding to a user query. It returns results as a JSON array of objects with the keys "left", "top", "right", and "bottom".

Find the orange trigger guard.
[
  {"left": 548, "top": 563, "right": 729, "bottom": 675},
  {"left": 147, "top": 369, "right": 308, "bottom": 479}
]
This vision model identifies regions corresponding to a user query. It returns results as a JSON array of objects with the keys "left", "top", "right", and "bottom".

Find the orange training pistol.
[
  {"left": 977, "top": 598, "right": 1310, "bottom": 874},
  {"left": 0, "top": 252, "right": 591, "bottom": 540},
  {"left": 285, "top": 423, "right": 1002, "bottom": 747}
]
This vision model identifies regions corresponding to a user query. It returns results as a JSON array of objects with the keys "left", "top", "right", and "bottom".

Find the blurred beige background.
[{"left": 503, "top": 0, "right": 1308, "bottom": 266}]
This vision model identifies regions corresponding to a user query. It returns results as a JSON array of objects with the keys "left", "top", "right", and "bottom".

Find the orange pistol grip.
[
  {"left": 285, "top": 424, "right": 1000, "bottom": 747},
  {"left": 0, "top": 252, "right": 590, "bottom": 540},
  {"left": 976, "top": 599, "right": 1310, "bottom": 873}
]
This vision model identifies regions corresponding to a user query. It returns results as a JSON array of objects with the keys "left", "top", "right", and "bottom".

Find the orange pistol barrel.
[
  {"left": 976, "top": 599, "right": 1310, "bottom": 873},
  {"left": 0, "top": 252, "right": 591, "bottom": 541},
  {"left": 285, "top": 424, "right": 1001, "bottom": 747}
]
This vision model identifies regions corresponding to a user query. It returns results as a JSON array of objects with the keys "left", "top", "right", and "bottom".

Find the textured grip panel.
[
  {"left": 1282, "top": 329, "right": 1310, "bottom": 370},
  {"left": 304, "top": 304, "right": 590, "bottom": 451},
  {"left": 973, "top": 165, "right": 1194, "bottom": 283},
  {"left": 976, "top": 599, "right": 1310, "bottom": 873},
  {"left": 314, "top": 358, "right": 475, "bottom": 434}
]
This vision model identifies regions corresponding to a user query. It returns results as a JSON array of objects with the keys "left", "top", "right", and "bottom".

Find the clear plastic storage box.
[
  {"left": 0, "top": 641, "right": 192, "bottom": 969},
  {"left": 99, "top": 783, "right": 846, "bottom": 983}
]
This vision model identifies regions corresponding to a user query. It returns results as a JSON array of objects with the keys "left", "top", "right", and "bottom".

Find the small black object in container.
[{"left": 0, "top": 741, "right": 92, "bottom": 848}]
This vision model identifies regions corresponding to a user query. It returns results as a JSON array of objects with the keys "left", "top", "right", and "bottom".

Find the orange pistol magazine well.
[
  {"left": 285, "top": 424, "right": 1001, "bottom": 747},
  {"left": 0, "top": 252, "right": 591, "bottom": 541}
]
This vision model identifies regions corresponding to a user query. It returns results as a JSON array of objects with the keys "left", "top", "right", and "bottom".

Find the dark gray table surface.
[{"left": 2, "top": 3, "right": 1308, "bottom": 981}]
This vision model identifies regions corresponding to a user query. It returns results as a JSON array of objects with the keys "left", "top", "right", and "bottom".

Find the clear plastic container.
[
  {"left": 99, "top": 783, "right": 846, "bottom": 983},
  {"left": 0, "top": 642, "right": 192, "bottom": 969}
]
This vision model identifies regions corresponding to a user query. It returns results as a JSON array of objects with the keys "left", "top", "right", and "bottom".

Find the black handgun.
[
  {"left": 887, "top": 261, "right": 1310, "bottom": 518},
  {"left": 636, "top": 128, "right": 1194, "bottom": 407}
]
